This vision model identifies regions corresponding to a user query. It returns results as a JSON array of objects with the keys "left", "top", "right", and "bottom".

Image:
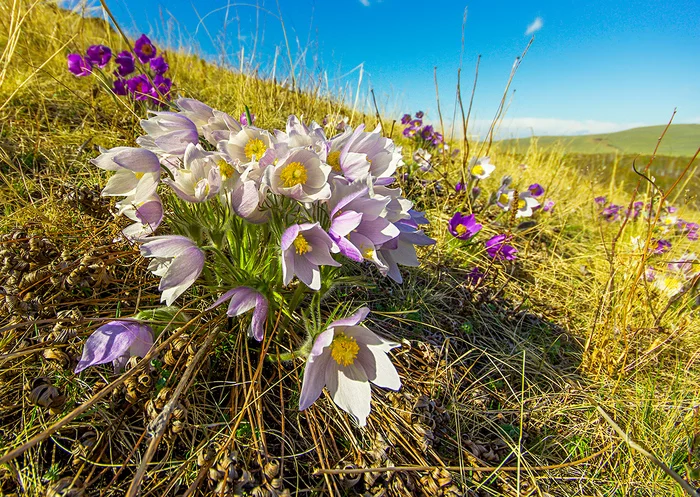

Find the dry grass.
[{"left": 1, "top": 2, "right": 699, "bottom": 496}]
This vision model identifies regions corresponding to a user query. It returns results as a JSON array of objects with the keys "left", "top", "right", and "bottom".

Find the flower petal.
[
  {"left": 75, "top": 321, "right": 151, "bottom": 373},
  {"left": 327, "top": 362, "right": 371, "bottom": 426}
]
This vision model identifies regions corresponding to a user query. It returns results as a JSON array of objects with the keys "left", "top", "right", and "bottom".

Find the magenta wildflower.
[
  {"left": 115, "top": 50, "right": 135, "bottom": 76},
  {"left": 420, "top": 125, "right": 434, "bottom": 141},
  {"left": 471, "top": 186, "right": 481, "bottom": 199},
  {"left": 113, "top": 77, "right": 128, "bottom": 96},
  {"left": 67, "top": 54, "right": 91, "bottom": 77},
  {"left": 542, "top": 199, "right": 555, "bottom": 212},
  {"left": 415, "top": 111, "right": 424, "bottom": 118},
  {"left": 126, "top": 74, "right": 153, "bottom": 101},
  {"left": 85, "top": 44, "right": 112, "bottom": 68},
  {"left": 485, "top": 234, "right": 517, "bottom": 261},
  {"left": 149, "top": 55, "right": 169, "bottom": 75},
  {"left": 403, "top": 127, "right": 418, "bottom": 138},
  {"left": 455, "top": 181, "right": 464, "bottom": 193},
  {"left": 528, "top": 183, "right": 544, "bottom": 197},
  {"left": 448, "top": 213, "right": 482, "bottom": 240},
  {"left": 400, "top": 113, "right": 411, "bottom": 124},
  {"left": 134, "top": 34, "right": 157, "bottom": 63},
  {"left": 652, "top": 239, "right": 672, "bottom": 255},
  {"left": 594, "top": 196, "right": 607, "bottom": 206},
  {"left": 466, "top": 267, "right": 485, "bottom": 285}
]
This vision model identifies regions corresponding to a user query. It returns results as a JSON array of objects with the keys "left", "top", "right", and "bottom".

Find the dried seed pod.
[
  {"left": 137, "top": 373, "right": 153, "bottom": 393},
  {"left": 197, "top": 444, "right": 216, "bottom": 467},
  {"left": 45, "top": 476, "right": 84, "bottom": 497},
  {"left": 29, "top": 377, "right": 65, "bottom": 411},
  {"left": 249, "top": 486, "right": 271, "bottom": 497},
  {"left": 337, "top": 463, "right": 361, "bottom": 489},
  {"left": 263, "top": 459, "right": 280, "bottom": 481},
  {"left": 269, "top": 477, "right": 283, "bottom": 490},
  {"left": 43, "top": 348, "right": 71, "bottom": 369}
]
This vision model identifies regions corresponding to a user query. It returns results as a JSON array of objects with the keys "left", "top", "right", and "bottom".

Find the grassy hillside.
[
  {"left": 498, "top": 124, "right": 700, "bottom": 156},
  {"left": 1, "top": 3, "right": 700, "bottom": 497}
]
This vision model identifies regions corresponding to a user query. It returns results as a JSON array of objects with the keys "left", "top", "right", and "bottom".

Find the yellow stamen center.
[
  {"left": 362, "top": 247, "right": 375, "bottom": 259},
  {"left": 327, "top": 150, "right": 342, "bottom": 172},
  {"left": 330, "top": 333, "right": 360, "bottom": 367},
  {"left": 280, "top": 161, "right": 308, "bottom": 188},
  {"left": 142, "top": 45, "right": 153, "bottom": 56},
  {"left": 244, "top": 138, "right": 267, "bottom": 160},
  {"left": 499, "top": 193, "right": 510, "bottom": 205},
  {"left": 472, "top": 164, "right": 485, "bottom": 176},
  {"left": 455, "top": 224, "right": 467, "bottom": 236},
  {"left": 518, "top": 199, "right": 526, "bottom": 209},
  {"left": 134, "top": 172, "right": 145, "bottom": 180},
  {"left": 216, "top": 158, "right": 236, "bottom": 180},
  {"left": 293, "top": 234, "right": 311, "bottom": 255}
]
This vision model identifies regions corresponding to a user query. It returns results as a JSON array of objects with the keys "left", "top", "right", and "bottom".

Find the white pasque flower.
[{"left": 299, "top": 307, "right": 401, "bottom": 427}]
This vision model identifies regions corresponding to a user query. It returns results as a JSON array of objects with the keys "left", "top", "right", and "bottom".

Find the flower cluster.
[
  {"left": 76, "top": 98, "right": 435, "bottom": 426},
  {"left": 67, "top": 34, "right": 172, "bottom": 106},
  {"left": 400, "top": 111, "right": 446, "bottom": 173},
  {"left": 645, "top": 253, "right": 699, "bottom": 298}
]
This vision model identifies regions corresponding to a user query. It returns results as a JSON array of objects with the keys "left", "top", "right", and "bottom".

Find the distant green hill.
[{"left": 497, "top": 124, "right": 700, "bottom": 157}]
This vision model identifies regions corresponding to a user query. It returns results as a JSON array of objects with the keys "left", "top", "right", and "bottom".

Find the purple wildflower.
[
  {"left": 455, "top": 181, "right": 464, "bottom": 193},
  {"left": 542, "top": 199, "right": 555, "bottom": 212},
  {"left": 126, "top": 74, "right": 153, "bottom": 101},
  {"left": 415, "top": 111, "right": 424, "bottom": 118},
  {"left": 149, "top": 55, "right": 169, "bottom": 75},
  {"left": 134, "top": 34, "right": 157, "bottom": 63},
  {"left": 113, "top": 77, "right": 128, "bottom": 96},
  {"left": 150, "top": 75, "right": 172, "bottom": 102},
  {"left": 594, "top": 196, "right": 607, "bottom": 206},
  {"left": 409, "top": 118, "right": 422, "bottom": 128},
  {"left": 281, "top": 223, "right": 340, "bottom": 290},
  {"left": 432, "top": 132, "right": 444, "bottom": 146},
  {"left": 652, "top": 239, "right": 672, "bottom": 255},
  {"left": 466, "top": 267, "right": 485, "bottom": 285},
  {"left": 471, "top": 186, "right": 481, "bottom": 199},
  {"left": 67, "top": 54, "right": 91, "bottom": 77},
  {"left": 75, "top": 321, "right": 153, "bottom": 373},
  {"left": 115, "top": 50, "right": 135, "bottom": 76},
  {"left": 485, "top": 234, "right": 517, "bottom": 261},
  {"left": 85, "top": 44, "right": 112, "bottom": 68},
  {"left": 400, "top": 114, "right": 411, "bottom": 125},
  {"left": 208, "top": 287, "right": 268, "bottom": 341},
  {"left": 420, "top": 125, "right": 434, "bottom": 141},
  {"left": 403, "top": 127, "right": 417, "bottom": 138},
  {"left": 240, "top": 112, "right": 256, "bottom": 126},
  {"left": 601, "top": 204, "right": 622, "bottom": 222},
  {"left": 528, "top": 183, "right": 545, "bottom": 197},
  {"left": 449, "top": 213, "right": 482, "bottom": 240}
]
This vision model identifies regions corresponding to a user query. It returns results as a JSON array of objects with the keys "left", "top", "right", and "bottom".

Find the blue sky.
[{"left": 73, "top": 0, "right": 700, "bottom": 137}]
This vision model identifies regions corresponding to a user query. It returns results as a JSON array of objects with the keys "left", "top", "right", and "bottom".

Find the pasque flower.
[
  {"left": 140, "top": 235, "right": 205, "bottom": 306},
  {"left": 85, "top": 44, "right": 112, "bottom": 68},
  {"left": 269, "top": 149, "right": 331, "bottom": 202},
  {"left": 528, "top": 183, "right": 544, "bottom": 197},
  {"left": 134, "top": 34, "right": 157, "bottom": 63},
  {"left": 281, "top": 223, "right": 340, "bottom": 291},
  {"left": 299, "top": 307, "right": 401, "bottom": 426},
  {"left": 469, "top": 157, "right": 496, "bottom": 180},
  {"left": 149, "top": 55, "right": 169, "bottom": 75},
  {"left": 485, "top": 234, "right": 517, "bottom": 261},
  {"left": 75, "top": 321, "right": 153, "bottom": 373},
  {"left": 138, "top": 111, "right": 199, "bottom": 156},
  {"left": 163, "top": 143, "right": 222, "bottom": 202},
  {"left": 91, "top": 147, "right": 161, "bottom": 198},
  {"left": 115, "top": 50, "right": 135, "bottom": 76},
  {"left": 126, "top": 74, "right": 153, "bottom": 101},
  {"left": 67, "top": 54, "right": 91, "bottom": 77},
  {"left": 208, "top": 287, "right": 268, "bottom": 341},
  {"left": 448, "top": 213, "right": 482, "bottom": 240}
]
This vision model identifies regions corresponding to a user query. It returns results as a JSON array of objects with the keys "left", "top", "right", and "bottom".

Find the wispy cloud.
[
  {"left": 472, "top": 117, "right": 647, "bottom": 139},
  {"left": 525, "top": 17, "right": 543, "bottom": 35},
  {"left": 359, "top": 0, "right": 370, "bottom": 6}
]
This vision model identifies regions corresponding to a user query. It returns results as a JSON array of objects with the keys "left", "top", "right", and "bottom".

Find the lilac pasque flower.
[
  {"left": 67, "top": 54, "right": 91, "bottom": 77},
  {"left": 240, "top": 112, "right": 256, "bottom": 126},
  {"left": 149, "top": 55, "right": 169, "bottom": 75},
  {"left": 281, "top": 223, "right": 340, "bottom": 290},
  {"left": 299, "top": 307, "right": 401, "bottom": 427},
  {"left": 400, "top": 113, "right": 411, "bottom": 125},
  {"left": 208, "top": 287, "right": 268, "bottom": 341},
  {"left": 448, "top": 213, "right": 482, "bottom": 240},
  {"left": 485, "top": 234, "right": 517, "bottom": 261},
  {"left": 137, "top": 111, "right": 199, "bottom": 156},
  {"left": 85, "top": 44, "right": 112, "bottom": 68},
  {"left": 115, "top": 50, "right": 135, "bottom": 76},
  {"left": 140, "top": 235, "right": 205, "bottom": 306},
  {"left": 134, "top": 34, "right": 157, "bottom": 63},
  {"left": 75, "top": 321, "right": 153, "bottom": 373},
  {"left": 163, "top": 144, "right": 222, "bottom": 202},
  {"left": 542, "top": 199, "right": 555, "bottom": 212},
  {"left": 91, "top": 147, "right": 161, "bottom": 198}
]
